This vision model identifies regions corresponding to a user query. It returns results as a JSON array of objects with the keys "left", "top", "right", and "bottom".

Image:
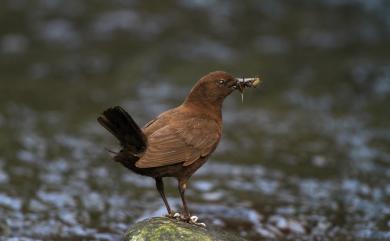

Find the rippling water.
[{"left": 0, "top": 0, "right": 389, "bottom": 240}]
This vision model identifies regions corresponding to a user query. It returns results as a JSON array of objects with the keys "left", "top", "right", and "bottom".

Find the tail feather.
[{"left": 97, "top": 106, "right": 147, "bottom": 153}]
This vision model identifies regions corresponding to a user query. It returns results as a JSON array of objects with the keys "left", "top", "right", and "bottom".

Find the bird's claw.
[
  {"left": 190, "top": 216, "right": 198, "bottom": 223},
  {"left": 196, "top": 222, "right": 207, "bottom": 227},
  {"left": 167, "top": 213, "right": 206, "bottom": 227},
  {"left": 173, "top": 212, "right": 181, "bottom": 219},
  {"left": 189, "top": 215, "right": 207, "bottom": 227},
  {"left": 165, "top": 212, "right": 181, "bottom": 219}
]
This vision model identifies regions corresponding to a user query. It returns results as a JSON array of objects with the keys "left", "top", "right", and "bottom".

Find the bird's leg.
[
  {"left": 178, "top": 179, "right": 191, "bottom": 221},
  {"left": 177, "top": 179, "right": 206, "bottom": 227},
  {"left": 155, "top": 177, "right": 174, "bottom": 217}
]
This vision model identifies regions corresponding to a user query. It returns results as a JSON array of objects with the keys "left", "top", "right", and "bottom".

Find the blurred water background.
[{"left": 0, "top": 0, "right": 390, "bottom": 240}]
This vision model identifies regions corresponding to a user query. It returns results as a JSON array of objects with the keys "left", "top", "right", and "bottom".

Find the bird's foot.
[
  {"left": 168, "top": 213, "right": 206, "bottom": 227},
  {"left": 189, "top": 215, "right": 207, "bottom": 227},
  {"left": 173, "top": 212, "right": 182, "bottom": 219},
  {"left": 165, "top": 212, "right": 181, "bottom": 219}
]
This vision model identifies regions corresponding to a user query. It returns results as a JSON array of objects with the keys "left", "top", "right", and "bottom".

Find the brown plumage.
[{"left": 98, "top": 71, "right": 249, "bottom": 221}]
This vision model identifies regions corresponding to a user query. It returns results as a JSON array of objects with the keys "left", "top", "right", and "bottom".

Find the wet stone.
[{"left": 122, "top": 217, "right": 248, "bottom": 241}]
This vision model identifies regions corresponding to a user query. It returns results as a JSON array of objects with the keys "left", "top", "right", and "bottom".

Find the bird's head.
[{"left": 184, "top": 71, "right": 261, "bottom": 107}]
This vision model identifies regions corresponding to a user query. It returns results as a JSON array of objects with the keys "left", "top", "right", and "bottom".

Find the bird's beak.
[{"left": 235, "top": 77, "right": 261, "bottom": 103}]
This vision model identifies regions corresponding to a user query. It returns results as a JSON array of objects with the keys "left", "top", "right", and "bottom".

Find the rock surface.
[{"left": 122, "top": 217, "right": 248, "bottom": 241}]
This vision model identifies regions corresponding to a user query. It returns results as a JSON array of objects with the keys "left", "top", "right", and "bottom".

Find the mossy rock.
[{"left": 122, "top": 217, "right": 248, "bottom": 241}]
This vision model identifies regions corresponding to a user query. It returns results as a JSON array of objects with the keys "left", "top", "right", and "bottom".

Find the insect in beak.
[
  {"left": 237, "top": 82, "right": 245, "bottom": 103},
  {"left": 235, "top": 77, "right": 262, "bottom": 103}
]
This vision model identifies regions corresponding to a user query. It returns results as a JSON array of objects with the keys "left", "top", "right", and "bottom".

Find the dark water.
[{"left": 1, "top": 0, "right": 390, "bottom": 240}]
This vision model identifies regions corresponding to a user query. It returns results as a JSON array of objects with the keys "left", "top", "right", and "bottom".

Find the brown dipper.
[{"left": 97, "top": 71, "right": 260, "bottom": 224}]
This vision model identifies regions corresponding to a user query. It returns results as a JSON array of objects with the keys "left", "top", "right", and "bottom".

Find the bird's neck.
[{"left": 182, "top": 94, "right": 223, "bottom": 122}]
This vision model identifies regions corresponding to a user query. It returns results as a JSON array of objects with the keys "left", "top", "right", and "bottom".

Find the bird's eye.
[{"left": 218, "top": 79, "right": 225, "bottom": 85}]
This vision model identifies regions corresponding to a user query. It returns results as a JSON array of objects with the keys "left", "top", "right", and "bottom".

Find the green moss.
[{"left": 122, "top": 217, "right": 247, "bottom": 241}]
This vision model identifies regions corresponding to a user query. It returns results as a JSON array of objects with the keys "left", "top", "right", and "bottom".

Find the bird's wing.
[{"left": 135, "top": 118, "right": 220, "bottom": 168}]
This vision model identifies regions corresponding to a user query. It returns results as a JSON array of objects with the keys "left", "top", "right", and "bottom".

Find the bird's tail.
[{"left": 97, "top": 106, "right": 147, "bottom": 154}]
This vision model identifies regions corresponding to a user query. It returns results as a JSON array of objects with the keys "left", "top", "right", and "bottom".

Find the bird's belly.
[{"left": 131, "top": 157, "right": 208, "bottom": 179}]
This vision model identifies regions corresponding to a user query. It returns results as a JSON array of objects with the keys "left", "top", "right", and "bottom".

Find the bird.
[{"left": 97, "top": 71, "right": 260, "bottom": 224}]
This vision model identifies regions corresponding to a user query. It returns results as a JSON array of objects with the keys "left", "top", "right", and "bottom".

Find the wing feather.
[{"left": 135, "top": 118, "right": 220, "bottom": 168}]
